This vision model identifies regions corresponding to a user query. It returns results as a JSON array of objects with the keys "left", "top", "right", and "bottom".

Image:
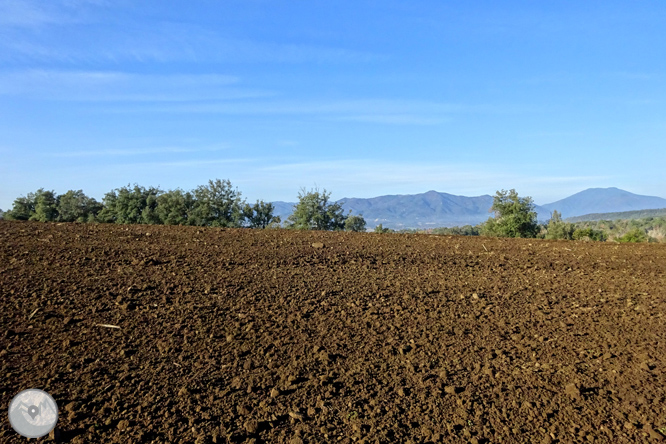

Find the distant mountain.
[
  {"left": 271, "top": 187, "right": 666, "bottom": 230},
  {"left": 339, "top": 190, "right": 496, "bottom": 229},
  {"left": 273, "top": 190, "right": 534, "bottom": 230},
  {"left": 540, "top": 187, "right": 666, "bottom": 219}
]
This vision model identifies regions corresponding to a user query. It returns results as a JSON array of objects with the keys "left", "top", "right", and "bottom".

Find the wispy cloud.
[
  {"left": 119, "top": 98, "right": 508, "bottom": 125},
  {"left": 50, "top": 145, "right": 229, "bottom": 158},
  {"left": 0, "top": 0, "right": 106, "bottom": 28},
  {"left": 0, "top": 13, "right": 384, "bottom": 64},
  {"left": 252, "top": 159, "right": 612, "bottom": 202},
  {"left": 0, "top": 70, "right": 273, "bottom": 102},
  {"left": 0, "top": 1, "right": 69, "bottom": 27},
  {"left": 0, "top": 69, "right": 521, "bottom": 125}
]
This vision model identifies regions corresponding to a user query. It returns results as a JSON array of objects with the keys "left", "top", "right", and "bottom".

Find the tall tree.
[
  {"left": 481, "top": 189, "right": 539, "bottom": 238},
  {"left": 5, "top": 192, "right": 37, "bottom": 220},
  {"left": 57, "top": 190, "right": 102, "bottom": 222},
  {"left": 31, "top": 189, "right": 59, "bottom": 222},
  {"left": 155, "top": 189, "right": 196, "bottom": 225},
  {"left": 96, "top": 184, "right": 162, "bottom": 224},
  {"left": 243, "top": 200, "right": 280, "bottom": 229},
  {"left": 190, "top": 179, "right": 246, "bottom": 227},
  {"left": 286, "top": 187, "right": 346, "bottom": 231},
  {"left": 545, "top": 210, "right": 575, "bottom": 240}
]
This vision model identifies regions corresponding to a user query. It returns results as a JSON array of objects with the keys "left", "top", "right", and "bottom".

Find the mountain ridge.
[{"left": 271, "top": 187, "right": 666, "bottom": 230}]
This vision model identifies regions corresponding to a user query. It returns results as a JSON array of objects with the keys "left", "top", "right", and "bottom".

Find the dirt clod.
[
  {"left": 565, "top": 383, "right": 580, "bottom": 398},
  {"left": 244, "top": 420, "right": 259, "bottom": 434}
]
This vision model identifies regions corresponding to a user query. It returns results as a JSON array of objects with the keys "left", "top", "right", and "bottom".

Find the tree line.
[
  {"left": 2, "top": 184, "right": 661, "bottom": 242},
  {"left": 1, "top": 179, "right": 367, "bottom": 232}
]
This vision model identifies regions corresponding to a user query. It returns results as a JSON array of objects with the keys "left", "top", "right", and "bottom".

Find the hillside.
[{"left": 566, "top": 208, "right": 666, "bottom": 223}]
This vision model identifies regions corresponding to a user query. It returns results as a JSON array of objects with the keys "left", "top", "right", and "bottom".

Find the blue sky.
[{"left": 1, "top": 0, "right": 665, "bottom": 210}]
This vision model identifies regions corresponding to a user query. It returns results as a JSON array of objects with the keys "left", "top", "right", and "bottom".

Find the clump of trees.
[
  {"left": 4, "top": 180, "right": 367, "bottom": 232},
  {"left": 570, "top": 217, "right": 662, "bottom": 243},
  {"left": 429, "top": 189, "right": 652, "bottom": 243},
  {"left": 3, "top": 179, "right": 280, "bottom": 228},
  {"left": 285, "top": 187, "right": 366, "bottom": 231},
  {"left": 4, "top": 188, "right": 101, "bottom": 223}
]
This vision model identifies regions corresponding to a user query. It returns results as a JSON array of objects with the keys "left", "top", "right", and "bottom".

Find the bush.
[
  {"left": 616, "top": 228, "right": 648, "bottom": 243},
  {"left": 344, "top": 214, "right": 367, "bottom": 232},
  {"left": 572, "top": 228, "right": 607, "bottom": 242}
]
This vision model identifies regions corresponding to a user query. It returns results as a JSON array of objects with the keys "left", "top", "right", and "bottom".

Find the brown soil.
[{"left": 2, "top": 221, "right": 666, "bottom": 443}]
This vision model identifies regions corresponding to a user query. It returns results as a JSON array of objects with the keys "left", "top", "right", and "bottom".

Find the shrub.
[
  {"left": 572, "top": 228, "right": 607, "bottom": 242},
  {"left": 617, "top": 228, "right": 648, "bottom": 243}
]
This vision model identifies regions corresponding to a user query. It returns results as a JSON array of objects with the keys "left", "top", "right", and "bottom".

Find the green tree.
[
  {"left": 286, "top": 187, "right": 346, "bottom": 231},
  {"left": 374, "top": 223, "right": 392, "bottom": 233},
  {"left": 617, "top": 228, "right": 648, "bottom": 243},
  {"left": 5, "top": 192, "right": 37, "bottom": 220},
  {"left": 190, "top": 179, "right": 246, "bottom": 227},
  {"left": 243, "top": 200, "right": 280, "bottom": 229},
  {"left": 344, "top": 212, "right": 367, "bottom": 232},
  {"left": 545, "top": 210, "right": 575, "bottom": 240},
  {"left": 97, "top": 184, "right": 162, "bottom": 224},
  {"left": 30, "top": 189, "right": 59, "bottom": 222},
  {"left": 155, "top": 189, "right": 196, "bottom": 225},
  {"left": 57, "top": 190, "right": 102, "bottom": 222},
  {"left": 480, "top": 189, "right": 539, "bottom": 238},
  {"left": 97, "top": 191, "right": 118, "bottom": 223}
]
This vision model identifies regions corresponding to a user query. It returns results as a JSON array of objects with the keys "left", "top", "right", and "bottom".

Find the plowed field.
[{"left": 2, "top": 221, "right": 666, "bottom": 443}]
